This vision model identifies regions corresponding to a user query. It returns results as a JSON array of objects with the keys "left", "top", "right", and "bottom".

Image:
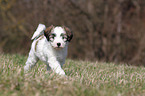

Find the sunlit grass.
[{"left": 0, "top": 54, "right": 145, "bottom": 96}]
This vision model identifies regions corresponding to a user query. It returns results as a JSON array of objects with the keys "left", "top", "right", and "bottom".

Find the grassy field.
[{"left": 0, "top": 54, "right": 145, "bottom": 96}]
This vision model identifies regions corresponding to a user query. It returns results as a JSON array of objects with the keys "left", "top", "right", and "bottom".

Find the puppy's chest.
[
  {"left": 42, "top": 48, "right": 66, "bottom": 62},
  {"left": 54, "top": 51, "right": 65, "bottom": 61}
]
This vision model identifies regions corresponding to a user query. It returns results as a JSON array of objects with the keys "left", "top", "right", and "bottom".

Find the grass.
[{"left": 0, "top": 54, "right": 145, "bottom": 96}]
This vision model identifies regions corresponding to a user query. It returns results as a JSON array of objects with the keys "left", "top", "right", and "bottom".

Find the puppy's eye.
[
  {"left": 62, "top": 36, "right": 67, "bottom": 39},
  {"left": 49, "top": 33, "right": 56, "bottom": 41},
  {"left": 62, "top": 36, "right": 67, "bottom": 41},
  {"left": 50, "top": 33, "right": 56, "bottom": 38},
  {"left": 60, "top": 33, "right": 67, "bottom": 41}
]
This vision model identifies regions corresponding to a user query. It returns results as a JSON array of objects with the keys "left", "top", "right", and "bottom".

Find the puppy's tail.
[{"left": 31, "top": 24, "right": 46, "bottom": 40}]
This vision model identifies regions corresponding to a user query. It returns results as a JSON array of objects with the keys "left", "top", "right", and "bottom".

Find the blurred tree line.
[{"left": 0, "top": 0, "right": 145, "bottom": 65}]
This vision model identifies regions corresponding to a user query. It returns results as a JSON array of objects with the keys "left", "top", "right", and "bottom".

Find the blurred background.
[{"left": 0, "top": 0, "right": 145, "bottom": 66}]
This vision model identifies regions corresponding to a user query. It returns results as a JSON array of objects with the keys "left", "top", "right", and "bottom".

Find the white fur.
[
  {"left": 31, "top": 24, "right": 46, "bottom": 40},
  {"left": 50, "top": 27, "right": 67, "bottom": 48},
  {"left": 24, "top": 24, "right": 69, "bottom": 76}
]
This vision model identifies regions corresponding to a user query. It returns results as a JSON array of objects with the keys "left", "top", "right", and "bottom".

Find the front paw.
[
  {"left": 24, "top": 65, "right": 30, "bottom": 73},
  {"left": 59, "top": 71, "right": 66, "bottom": 76},
  {"left": 55, "top": 69, "right": 66, "bottom": 76}
]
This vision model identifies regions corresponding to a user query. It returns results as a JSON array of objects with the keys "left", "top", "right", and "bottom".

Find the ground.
[{"left": 0, "top": 54, "right": 145, "bottom": 96}]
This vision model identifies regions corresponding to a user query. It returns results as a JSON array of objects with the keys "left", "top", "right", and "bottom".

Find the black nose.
[{"left": 57, "top": 43, "right": 61, "bottom": 47}]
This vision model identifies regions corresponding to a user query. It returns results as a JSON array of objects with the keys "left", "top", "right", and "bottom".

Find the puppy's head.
[{"left": 44, "top": 25, "right": 73, "bottom": 49}]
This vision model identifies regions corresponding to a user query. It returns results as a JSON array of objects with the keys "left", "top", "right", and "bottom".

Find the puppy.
[{"left": 24, "top": 24, "right": 73, "bottom": 75}]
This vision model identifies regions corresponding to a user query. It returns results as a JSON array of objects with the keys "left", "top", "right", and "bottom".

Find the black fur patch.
[
  {"left": 44, "top": 25, "right": 54, "bottom": 41},
  {"left": 63, "top": 26, "right": 73, "bottom": 42}
]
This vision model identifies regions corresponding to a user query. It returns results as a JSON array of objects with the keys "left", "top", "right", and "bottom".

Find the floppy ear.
[
  {"left": 44, "top": 25, "right": 54, "bottom": 41},
  {"left": 63, "top": 26, "right": 73, "bottom": 42}
]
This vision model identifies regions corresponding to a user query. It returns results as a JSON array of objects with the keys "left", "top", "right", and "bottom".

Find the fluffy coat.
[{"left": 24, "top": 24, "right": 73, "bottom": 75}]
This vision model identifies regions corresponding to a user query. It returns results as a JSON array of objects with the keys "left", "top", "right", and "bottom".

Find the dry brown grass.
[{"left": 0, "top": 54, "right": 145, "bottom": 96}]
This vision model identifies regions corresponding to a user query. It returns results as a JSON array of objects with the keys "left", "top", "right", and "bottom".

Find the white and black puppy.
[{"left": 24, "top": 24, "right": 73, "bottom": 75}]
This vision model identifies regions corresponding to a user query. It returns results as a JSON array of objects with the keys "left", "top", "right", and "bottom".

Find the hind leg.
[{"left": 24, "top": 49, "right": 39, "bottom": 72}]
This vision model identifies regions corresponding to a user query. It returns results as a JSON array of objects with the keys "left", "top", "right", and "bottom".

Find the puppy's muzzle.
[{"left": 57, "top": 43, "right": 61, "bottom": 47}]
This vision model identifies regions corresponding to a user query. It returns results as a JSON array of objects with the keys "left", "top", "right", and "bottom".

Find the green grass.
[{"left": 0, "top": 54, "right": 145, "bottom": 96}]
